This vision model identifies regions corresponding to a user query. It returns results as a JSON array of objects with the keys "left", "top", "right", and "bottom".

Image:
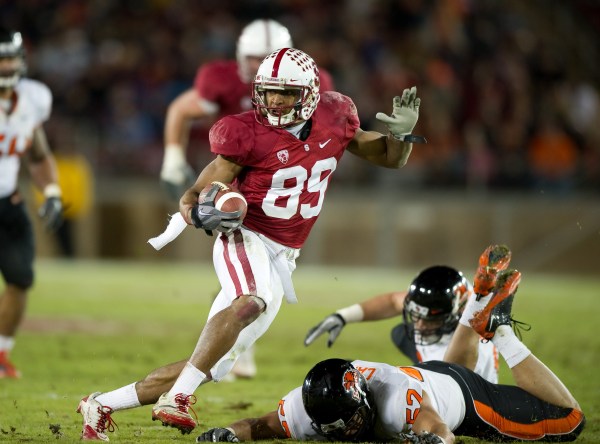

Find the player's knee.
[
  {"left": 5, "top": 283, "right": 30, "bottom": 297},
  {"left": 234, "top": 295, "right": 266, "bottom": 324}
]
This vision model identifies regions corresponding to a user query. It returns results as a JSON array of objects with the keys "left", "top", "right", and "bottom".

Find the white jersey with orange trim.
[
  {"left": 417, "top": 334, "right": 499, "bottom": 383},
  {"left": 277, "top": 359, "right": 466, "bottom": 441},
  {"left": 0, "top": 78, "right": 52, "bottom": 198}
]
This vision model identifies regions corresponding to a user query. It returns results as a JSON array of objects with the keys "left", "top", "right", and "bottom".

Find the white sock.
[
  {"left": 96, "top": 383, "right": 141, "bottom": 411},
  {"left": 459, "top": 293, "right": 492, "bottom": 327},
  {"left": 0, "top": 335, "right": 15, "bottom": 352},
  {"left": 492, "top": 325, "right": 531, "bottom": 368},
  {"left": 168, "top": 362, "right": 206, "bottom": 397}
]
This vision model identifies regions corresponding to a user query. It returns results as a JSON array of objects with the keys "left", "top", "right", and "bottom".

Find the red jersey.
[
  {"left": 194, "top": 60, "right": 335, "bottom": 118},
  {"left": 209, "top": 91, "right": 359, "bottom": 248}
]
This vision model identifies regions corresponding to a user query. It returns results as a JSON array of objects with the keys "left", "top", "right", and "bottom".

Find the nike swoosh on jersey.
[{"left": 319, "top": 139, "right": 332, "bottom": 148}]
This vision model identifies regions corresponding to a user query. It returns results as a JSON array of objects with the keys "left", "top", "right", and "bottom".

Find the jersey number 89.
[{"left": 262, "top": 158, "right": 337, "bottom": 220}]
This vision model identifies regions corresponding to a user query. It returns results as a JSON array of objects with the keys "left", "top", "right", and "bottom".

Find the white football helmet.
[
  {"left": 236, "top": 19, "right": 293, "bottom": 83},
  {"left": 0, "top": 28, "right": 26, "bottom": 89},
  {"left": 252, "top": 48, "right": 321, "bottom": 128}
]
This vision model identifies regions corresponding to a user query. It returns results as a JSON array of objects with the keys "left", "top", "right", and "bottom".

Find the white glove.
[
  {"left": 376, "top": 86, "right": 422, "bottom": 141},
  {"left": 160, "top": 144, "right": 196, "bottom": 200}
]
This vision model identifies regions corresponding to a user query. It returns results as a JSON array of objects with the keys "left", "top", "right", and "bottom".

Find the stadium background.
[{"left": 3, "top": 0, "right": 599, "bottom": 273}]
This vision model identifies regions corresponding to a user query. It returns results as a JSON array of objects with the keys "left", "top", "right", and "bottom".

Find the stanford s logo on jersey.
[{"left": 277, "top": 149, "right": 289, "bottom": 164}]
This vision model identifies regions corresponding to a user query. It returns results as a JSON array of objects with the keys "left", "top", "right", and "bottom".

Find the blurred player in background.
[
  {"left": 305, "top": 262, "right": 501, "bottom": 383},
  {"left": 77, "top": 47, "right": 425, "bottom": 440},
  {"left": 0, "top": 28, "right": 63, "bottom": 378},
  {"left": 160, "top": 18, "right": 334, "bottom": 380},
  {"left": 197, "top": 245, "right": 585, "bottom": 443}
]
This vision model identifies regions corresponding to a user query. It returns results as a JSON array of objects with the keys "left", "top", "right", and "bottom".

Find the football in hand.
[{"left": 198, "top": 181, "right": 248, "bottom": 220}]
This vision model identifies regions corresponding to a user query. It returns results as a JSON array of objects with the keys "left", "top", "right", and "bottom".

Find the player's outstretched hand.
[
  {"left": 197, "top": 428, "right": 240, "bottom": 443},
  {"left": 376, "top": 87, "right": 426, "bottom": 143},
  {"left": 304, "top": 314, "right": 346, "bottom": 347}
]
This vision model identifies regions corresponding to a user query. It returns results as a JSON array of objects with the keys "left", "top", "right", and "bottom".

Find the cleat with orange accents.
[
  {"left": 77, "top": 392, "right": 117, "bottom": 441},
  {"left": 152, "top": 392, "right": 198, "bottom": 434},
  {"left": 470, "top": 269, "right": 521, "bottom": 340},
  {"left": 0, "top": 351, "right": 21, "bottom": 379},
  {"left": 473, "top": 244, "right": 512, "bottom": 298}
]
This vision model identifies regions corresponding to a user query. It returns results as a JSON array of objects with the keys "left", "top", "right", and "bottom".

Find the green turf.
[{"left": 0, "top": 259, "right": 598, "bottom": 443}]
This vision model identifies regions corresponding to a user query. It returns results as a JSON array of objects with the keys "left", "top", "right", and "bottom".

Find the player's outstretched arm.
[
  {"left": 347, "top": 87, "right": 426, "bottom": 168},
  {"left": 304, "top": 292, "right": 407, "bottom": 347},
  {"left": 197, "top": 410, "right": 287, "bottom": 442}
]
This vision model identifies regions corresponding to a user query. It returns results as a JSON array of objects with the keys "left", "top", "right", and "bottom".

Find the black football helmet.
[
  {"left": 402, "top": 266, "right": 472, "bottom": 345},
  {"left": 0, "top": 27, "right": 26, "bottom": 89},
  {"left": 302, "top": 358, "right": 376, "bottom": 442}
]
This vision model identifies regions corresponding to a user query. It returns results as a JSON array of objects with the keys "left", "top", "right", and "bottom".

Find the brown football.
[{"left": 198, "top": 181, "right": 247, "bottom": 220}]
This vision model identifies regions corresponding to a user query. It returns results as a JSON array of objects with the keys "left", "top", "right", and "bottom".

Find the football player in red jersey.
[
  {"left": 160, "top": 19, "right": 334, "bottom": 381},
  {"left": 0, "top": 28, "right": 63, "bottom": 379},
  {"left": 160, "top": 19, "right": 335, "bottom": 200},
  {"left": 76, "top": 48, "right": 423, "bottom": 440}
]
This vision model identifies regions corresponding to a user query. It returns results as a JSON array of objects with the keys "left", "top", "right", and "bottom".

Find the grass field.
[{"left": 0, "top": 259, "right": 598, "bottom": 443}]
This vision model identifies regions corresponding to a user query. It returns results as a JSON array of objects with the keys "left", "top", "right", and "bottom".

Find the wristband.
[
  {"left": 163, "top": 143, "right": 186, "bottom": 165},
  {"left": 392, "top": 133, "right": 428, "bottom": 144},
  {"left": 336, "top": 304, "right": 364, "bottom": 323},
  {"left": 43, "top": 183, "right": 62, "bottom": 198}
]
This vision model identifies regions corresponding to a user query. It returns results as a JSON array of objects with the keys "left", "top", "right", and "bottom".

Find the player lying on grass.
[
  {"left": 305, "top": 249, "right": 513, "bottom": 383},
  {"left": 197, "top": 246, "right": 585, "bottom": 443}
]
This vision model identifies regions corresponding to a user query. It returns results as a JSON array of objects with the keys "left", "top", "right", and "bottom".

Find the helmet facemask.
[
  {"left": 315, "top": 402, "right": 375, "bottom": 442},
  {"left": 253, "top": 84, "right": 311, "bottom": 127},
  {"left": 403, "top": 301, "right": 459, "bottom": 345}
]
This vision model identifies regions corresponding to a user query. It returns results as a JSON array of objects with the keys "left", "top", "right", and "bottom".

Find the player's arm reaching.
[
  {"left": 304, "top": 291, "right": 407, "bottom": 347},
  {"left": 161, "top": 88, "right": 219, "bottom": 199},
  {"left": 26, "top": 126, "right": 63, "bottom": 231},
  {"left": 347, "top": 86, "right": 426, "bottom": 169},
  {"left": 197, "top": 410, "right": 287, "bottom": 442}
]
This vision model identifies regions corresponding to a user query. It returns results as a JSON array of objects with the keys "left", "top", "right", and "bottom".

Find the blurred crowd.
[{"left": 4, "top": 0, "right": 600, "bottom": 194}]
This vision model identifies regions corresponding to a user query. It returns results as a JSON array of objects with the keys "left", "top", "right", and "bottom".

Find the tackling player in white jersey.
[
  {"left": 0, "top": 28, "right": 63, "bottom": 378},
  {"left": 305, "top": 263, "right": 499, "bottom": 383},
  {"left": 197, "top": 245, "right": 585, "bottom": 443}
]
